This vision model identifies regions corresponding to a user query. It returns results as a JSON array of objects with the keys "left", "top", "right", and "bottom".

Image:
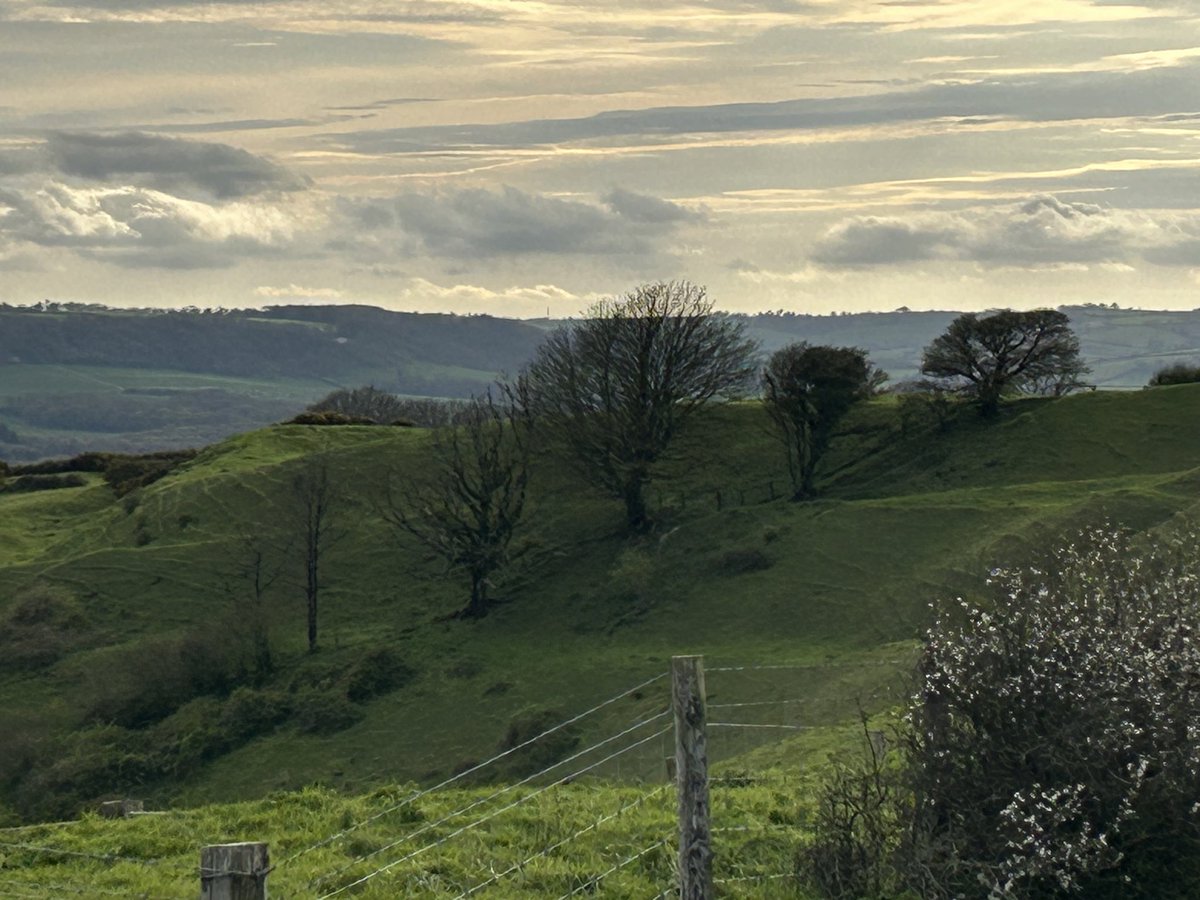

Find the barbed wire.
[
  {"left": 274, "top": 670, "right": 667, "bottom": 872},
  {"left": 707, "top": 660, "right": 901, "bottom": 673},
  {"left": 316, "top": 725, "right": 672, "bottom": 899},
  {"left": 554, "top": 837, "right": 669, "bottom": 900},
  {"left": 452, "top": 783, "right": 673, "bottom": 899},
  {"left": 715, "top": 871, "right": 797, "bottom": 885},
  {"left": 711, "top": 723, "right": 805, "bottom": 734}
]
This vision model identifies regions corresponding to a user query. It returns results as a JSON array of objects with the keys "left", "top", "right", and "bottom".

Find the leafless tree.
[
  {"left": 291, "top": 458, "right": 345, "bottom": 651},
  {"left": 523, "top": 281, "right": 757, "bottom": 532},
  {"left": 384, "top": 388, "right": 531, "bottom": 618}
]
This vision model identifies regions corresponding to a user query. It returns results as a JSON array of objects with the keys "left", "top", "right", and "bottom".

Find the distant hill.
[
  {"left": 0, "top": 303, "right": 546, "bottom": 460},
  {"left": 2, "top": 301, "right": 1199, "bottom": 461}
]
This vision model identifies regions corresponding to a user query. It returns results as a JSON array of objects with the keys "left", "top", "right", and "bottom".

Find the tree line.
[{"left": 290, "top": 281, "right": 1091, "bottom": 630}]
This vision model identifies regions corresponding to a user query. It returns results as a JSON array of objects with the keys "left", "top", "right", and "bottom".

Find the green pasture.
[{"left": 0, "top": 386, "right": 1198, "bottom": 870}]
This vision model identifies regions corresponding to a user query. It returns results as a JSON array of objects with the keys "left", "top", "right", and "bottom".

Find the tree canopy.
[
  {"left": 523, "top": 280, "right": 757, "bottom": 532},
  {"left": 920, "top": 308, "right": 1088, "bottom": 416},
  {"left": 761, "top": 343, "right": 884, "bottom": 500}
]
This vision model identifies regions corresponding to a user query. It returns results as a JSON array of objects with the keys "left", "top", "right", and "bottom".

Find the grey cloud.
[
  {"left": 45, "top": 131, "right": 309, "bottom": 198},
  {"left": 603, "top": 187, "right": 702, "bottom": 224},
  {"left": 813, "top": 196, "right": 1199, "bottom": 269},
  {"left": 324, "top": 65, "right": 1200, "bottom": 154},
  {"left": 341, "top": 185, "right": 693, "bottom": 258}
]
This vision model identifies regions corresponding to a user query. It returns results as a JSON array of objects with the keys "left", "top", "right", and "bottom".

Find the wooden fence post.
[
  {"left": 200, "top": 842, "right": 269, "bottom": 900},
  {"left": 672, "top": 655, "right": 712, "bottom": 900}
]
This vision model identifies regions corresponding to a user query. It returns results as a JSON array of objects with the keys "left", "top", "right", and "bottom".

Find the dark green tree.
[
  {"left": 761, "top": 343, "right": 885, "bottom": 500},
  {"left": 523, "top": 281, "right": 757, "bottom": 532},
  {"left": 920, "top": 309, "right": 1088, "bottom": 416}
]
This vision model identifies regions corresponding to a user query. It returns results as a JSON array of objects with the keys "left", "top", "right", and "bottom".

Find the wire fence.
[{"left": 0, "top": 655, "right": 903, "bottom": 898}]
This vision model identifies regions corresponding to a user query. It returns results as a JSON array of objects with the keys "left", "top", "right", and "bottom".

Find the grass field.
[{"left": 1, "top": 386, "right": 1199, "bottom": 894}]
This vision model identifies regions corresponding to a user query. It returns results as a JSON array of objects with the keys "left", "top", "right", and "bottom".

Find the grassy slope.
[
  {"left": 1, "top": 389, "right": 1199, "bottom": 815},
  {"left": 3, "top": 387, "right": 1200, "bottom": 896}
]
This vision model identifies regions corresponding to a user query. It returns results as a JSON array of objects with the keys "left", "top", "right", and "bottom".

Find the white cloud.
[
  {"left": 253, "top": 283, "right": 345, "bottom": 299},
  {"left": 813, "top": 195, "right": 1200, "bottom": 269},
  {"left": 0, "top": 180, "right": 313, "bottom": 267},
  {"left": 394, "top": 277, "right": 598, "bottom": 316}
]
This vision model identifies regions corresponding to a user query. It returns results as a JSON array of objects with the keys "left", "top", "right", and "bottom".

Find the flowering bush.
[{"left": 805, "top": 525, "right": 1200, "bottom": 898}]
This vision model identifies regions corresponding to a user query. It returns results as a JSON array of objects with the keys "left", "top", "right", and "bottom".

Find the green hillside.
[
  {"left": 6, "top": 301, "right": 1200, "bottom": 463},
  {"left": 2, "top": 385, "right": 1199, "bottom": 895}
]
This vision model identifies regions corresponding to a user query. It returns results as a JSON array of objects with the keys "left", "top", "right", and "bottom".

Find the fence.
[{"left": 0, "top": 655, "right": 902, "bottom": 898}]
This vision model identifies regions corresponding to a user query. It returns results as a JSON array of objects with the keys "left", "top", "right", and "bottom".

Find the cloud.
[
  {"left": 341, "top": 185, "right": 696, "bottom": 258},
  {"left": 44, "top": 131, "right": 309, "bottom": 199},
  {"left": 254, "top": 283, "right": 346, "bottom": 299},
  {"left": 324, "top": 64, "right": 1200, "bottom": 155},
  {"left": 394, "top": 278, "right": 595, "bottom": 316},
  {"left": 0, "top": 180, "right": 307, "bottom": 268},
  {"left": 812, "top": 195, "right": 1200, "bottom": 269},
  {"left": 603, "top": 187, "right": 703, "bottom": 224}
]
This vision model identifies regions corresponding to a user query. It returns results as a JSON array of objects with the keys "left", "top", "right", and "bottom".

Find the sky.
[{"left": 1, "top": 0, "right": 1199, "bottom": 316}]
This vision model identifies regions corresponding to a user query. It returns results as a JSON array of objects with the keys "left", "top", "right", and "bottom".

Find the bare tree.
[
  {"left": 385, "top": 388, "right": 531, "bottom": 618},
  {"left": 523, "top": 281, "right": 757, "bottom": 532},
  {"left": 219, "top": 531, "right": 288, "bottom": 680},
  {"left": 291, "top": 458, "right": 345, "bottom": 651}
]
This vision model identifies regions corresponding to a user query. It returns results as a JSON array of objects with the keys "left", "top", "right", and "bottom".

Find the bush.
[
  {"left": 0, "top": 584, "right": 94, "bottom": 672},
  {"left": 804, "top": 526, "right": 1200, "bottom": 899},
  {"left": 101, "top": 449, "right": 196, "bottom": 496},
  {"left": 342, "top": 647, "right": 415, "bottom": 702},
  {"left": 715, "top": 547, "right": 772, "bottom": 575},
  {"left": 292, "top": 689, "right": 363, "bottom": 735},
  {"left": 0, "top": 473, "right": 86, "bottom": 494},
  {"left": 286, "top": 410, "right": 378, "bottom": 426},
  {"left": 219, "top": 687, "right": 293, "bottom": 741},
  {"left": 493, "top": 708, "right": 580, "bottom": 779},
  {"left": 1148, "top": 362, "right": 1200, "bottom": 387}
]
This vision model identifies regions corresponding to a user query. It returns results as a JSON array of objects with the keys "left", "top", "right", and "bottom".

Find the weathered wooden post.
[
  {"left": 672, "top": 655, "right": 712, "bottom": 900},
  {"left": 200, "top": 842, "right": 269, "bottom": 900}
]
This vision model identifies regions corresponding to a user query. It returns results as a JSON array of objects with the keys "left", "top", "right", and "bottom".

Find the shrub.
[
  {"left": 285, "top": 410, "right": 377, "bottom": 426},
  {"left": 1148, "top": 362, "right": 1200, "bottom": 387},
  {"left": 101, "top": 449, "right": 196, "bottom": 496},
  {"left": 493, "top": 708, "right": 580, "bottom": 779},
  {"left": 715, "top": 547, "right": 772, "bottom": 575},
  {"left": 342, "top": 647, "right": 415, "bottom": 701},
  {"left": 0, "top": 584, "right": 94, "bottom": 672},
  {"left": 292, "top": 689, "right": 363, "bottom": 735},
  {"left": 0, "top": 473, "right": 86, "bottom": 494},
  {"left": 219, "top": 687, "right": 293, "bottom": 741},
  {"left": 804, "top": 526, "right": 1200, "bottom": 899}
]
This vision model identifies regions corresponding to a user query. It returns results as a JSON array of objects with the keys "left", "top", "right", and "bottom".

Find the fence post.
[
  {"left": 672, "top": 655, "right": 712, "bottom": 900},
  {"left": 200, "top": 842, "right": 269, "bottom": 900}
]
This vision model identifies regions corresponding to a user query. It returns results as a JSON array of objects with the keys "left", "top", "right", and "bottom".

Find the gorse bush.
[{"left": 805, "top": 525, "right": 1200, "bottom": 899}]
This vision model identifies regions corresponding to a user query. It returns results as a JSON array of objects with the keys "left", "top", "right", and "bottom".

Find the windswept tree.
[
  {"left": 523, "top": 281, "right": 757, "bottom": 532},
  {"left": 761, "top": 343, "right": 885, "bottom": 500},
  {"left": 920, "top": 309, "right": 1089, "bottom": 416},
  {"left": 385, "top": 388, "right": 531, "bottom": 618}
]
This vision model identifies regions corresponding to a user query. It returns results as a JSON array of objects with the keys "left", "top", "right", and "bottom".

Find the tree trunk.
[
  {"left": 466, "top": 570, "right": 489, "bottom": 618},
  {"left": 306, "top": 551, "right": 318, "bottom": 652},
  {"left": 623, "top": 475, "right": 650, "bottom": 533}
]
